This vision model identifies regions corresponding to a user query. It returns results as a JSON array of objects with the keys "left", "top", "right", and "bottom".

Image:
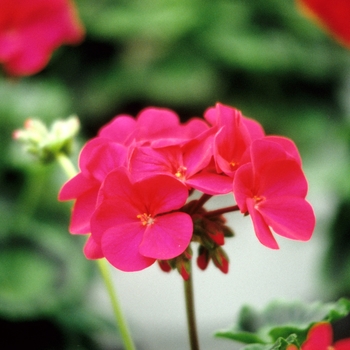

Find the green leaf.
[
  {"left": 215, "top": 298, "right": 350, "bottom": 346},
  {"left": 238, "top": 334, "right": 298, "bottom": 350}
]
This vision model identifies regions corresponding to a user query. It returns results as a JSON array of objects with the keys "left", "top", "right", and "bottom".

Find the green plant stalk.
[
  {"left": 184, "top": 259, "right": 200, "bottom": 350},
  {"left": 56, "top": 152, "right": 136, "bottom": 350},
  {"left": 97, "top": 259, "right": 136, "bottom": 350}
]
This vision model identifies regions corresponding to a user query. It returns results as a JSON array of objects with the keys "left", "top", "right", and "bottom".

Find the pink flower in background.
[
  {"left": 296, "top": 0, "right": 350, "bottom": 48},
  {"left": 233, "top": 138, "right": 315, "bottom": 249},
  {"left": 90, "top": 168, "right": 193, "bottom": 271},
  {"left": 287, "top": 322, "right": 350, "bottom": 350},
  {"left": 0, "top": 0, "right": 84, "bottom": 76}
]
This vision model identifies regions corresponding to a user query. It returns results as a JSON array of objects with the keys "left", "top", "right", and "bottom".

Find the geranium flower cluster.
[{"left": 59, "top": 103, "right": 315, "bottom": 279}]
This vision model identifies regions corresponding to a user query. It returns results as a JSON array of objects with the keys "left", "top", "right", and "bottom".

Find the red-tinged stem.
[
  {"left": 184, "top": 260, "right": 200, "bottom": 350},
  {"left": 204, "top": 205, "right": 240, "bottom": 218},
  {"left": 189, "top": 193, "right": 213, "bottom": 214}
]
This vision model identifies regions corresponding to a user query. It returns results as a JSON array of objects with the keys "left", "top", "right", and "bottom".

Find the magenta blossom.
[
  {"left": 90, "top": 168, "right": 193, "bottom": 272},
  {"left": 0, "top": 0, "right": 84, "bottom": 76},
  {"left": 59, "top": 138, "right": 127, "bottom": 234},
  {"left": 129, "top": 129, "right": 233, "bottom": 195},
  {"left": 205, "top": 103, "right": 265, "bottom": 178},
  {"left": 233, "top": 138, "right": 315, "bottom": 249},
  {"left": 98, "top": 107, "right": 209, "bottom": 148},
  {"left": 56, "top": 103, "right": 316, "bottom": 277}
]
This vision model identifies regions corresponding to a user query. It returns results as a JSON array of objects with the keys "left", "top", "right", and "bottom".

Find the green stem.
[
  {"left": 97, "top": 259, "right": 136, "bottom": 350},
  {"left": 184, "top": 260, "right": 200, "bottom": 350},
  {"left": 56, "top": 152, "right": 136, "bottom": 350},
  {"left": 56, "top": 152, "right": 78, "bottom": 178}
]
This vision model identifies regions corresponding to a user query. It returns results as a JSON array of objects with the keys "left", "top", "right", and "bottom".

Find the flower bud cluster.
[
  {"left": 14, "top": 116, "right": 80, "bottom": 163},
  {"left": 59, "top": 103, "right": 315, "bottom": 278}
]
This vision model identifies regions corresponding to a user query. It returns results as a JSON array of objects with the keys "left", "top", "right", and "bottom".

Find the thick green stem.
[
  {"left": 56, "top": 152, "right": 78, "bottom": 178},
  {"left": 56, "top": 152, "right": 136, "bottom": 350},
  {"left": 184, "top": 260, "right": 200, "bottom": 350},
  {"left": 97, "top": 259, "right": 136, "bottom": 350}
]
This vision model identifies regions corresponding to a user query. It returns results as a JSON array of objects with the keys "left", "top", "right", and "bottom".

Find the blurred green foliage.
[{"left": 1, "top": 0, "right": 350, "bottom": 348}]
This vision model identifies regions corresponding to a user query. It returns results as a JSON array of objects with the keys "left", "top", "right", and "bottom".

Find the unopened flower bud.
[
  {"left": 197, "top": 246, "right": 210, "bottom": 271},
  {"left": 158, "top": 260, "right": 172, "bottom": 273},
  {"left": 13, "top": 116, "right": 80, "bottom": 163},
  {"left": 212, "top": 247, "right": 229, "bottom": 274}
]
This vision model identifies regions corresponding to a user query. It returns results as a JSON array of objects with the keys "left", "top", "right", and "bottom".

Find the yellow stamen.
[
  {"left": 175, "top": 165, "right": 187, "bottom": 179},
  {"left": 253, "top": 195, "right": 265, "bottom": 209},
  {"left": 137, "top": 213, "right": 155, "bottom": 226}
]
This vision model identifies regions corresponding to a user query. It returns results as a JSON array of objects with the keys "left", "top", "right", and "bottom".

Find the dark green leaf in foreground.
[{"left": 215, "top": 298, "right": 350, "bottom": 347}]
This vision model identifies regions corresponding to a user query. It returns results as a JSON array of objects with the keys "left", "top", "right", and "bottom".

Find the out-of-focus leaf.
[{"left": 215, "top": 299, "right": 350, "bottom": 346}]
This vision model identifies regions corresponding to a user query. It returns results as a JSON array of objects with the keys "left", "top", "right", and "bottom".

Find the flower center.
[
  {"left": 253, "top": 195, "right": 265, "bottom": 208},
  {"left": 175, "top": 165, "right": 187, "bottom": 180},
  {"left": 137, "top": 213, "right": 155, "bottom": 226},
  {"left": 230, "top": 161, "right": 239, "bottom": 170}
]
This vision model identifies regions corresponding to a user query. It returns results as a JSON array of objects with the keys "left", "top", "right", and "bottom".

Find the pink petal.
[
  {"left": 233, "top": 163, "right": 255, "bottom": 213},
  {"left": 97, "top": 168, "right": 138, "bottom": 203},
  {"left": 83, "top": 235, "right": 104, "bottom": 260},
  {"left": 101, "top": 224, "right": 155, "bottom": 272},
  {"left": 129, "top": 145, "right": 179, "bottom": 182},
  {"left": 85, "top": 142, "right": 127, "bottom": 182},
  {"left": 90, "top": 199, "right": 140, "bottom": 243},
  {"left": 182, "top": 117, "right": 210, "bottom": 138},
  {"left": 241, "top": 116, "right": 265, "bottom": 141},
  {"left": 134, "top": 174, "right": 189, "bottom": 215},
  {"left": 264, "top": 135, "right": 302, "bottom": 165},
  {"left": 98, "top": 115, "right": 136, "bottom": 144},
  {"left": 139, "top": 212, "right": 193, "bottom": 259},
  {"left": 302, "top": 322, "right": 333, "bottom": 350},
  {"left": 247, "top": 198, "right": 279, "bottom": 249},
  {"left": 203, "top": 106, "right": 217, "bottom": 126},
  {"left": 187, "top": 171, "right": 233, "bottom": 195},
  {"left": 257, "top": 196, "right": 315, "bottom": 241},
  {"left": 182, "top": 130, "right": 214, "bottom": 177},
  {"left": 334, "top": 338, "right": 350, "bottom": 350},
  {"left": 69, "top": 185, "right": 99, "bottom": 234},
  {"left": 250, "top": 139, "right": 292, "bottom": 173},
  {"left": 58, "top": 173, "right": 97, "bottom": 200},
  {"left": 257, "top": 159, "right": 308, "bottom": 199},
  {"left": 0, "top": 0, "right": 84, "bottom": 76},
  {"left": 78, "top": 138, "right": 108, "bottom": 174},
  {"left": 136, "top": 107, "right": 182, "bottom": 141}
]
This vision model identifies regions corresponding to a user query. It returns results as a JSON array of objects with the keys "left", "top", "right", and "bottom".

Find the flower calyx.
[{"left": 158, "top": 245, "right": 193, "bottom": 281}]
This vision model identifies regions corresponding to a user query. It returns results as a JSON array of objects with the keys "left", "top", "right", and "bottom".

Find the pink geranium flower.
[
  {"left": 90, "top": 168, "right": 193, "bottom": 272},
  {"left": 0, "top": 0, "right": 84, "bottom": 76},
  {"left": 205, "top": 103, "right": 265, "bottom": 178},
  {"left": 287, "top": 322, "right": 350, "bottom": 350},
  {"left": 129, "top": 129, "right": 233, "bottom": 195},
  {"left": 59, "top": 138, "right": 127, "bottom": 234},
  {"left": 233, "top": 138, "right": 315, "bottom": 248},
  {"left": 98, "top": 107, "right": 209, "bottom": 148}
]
